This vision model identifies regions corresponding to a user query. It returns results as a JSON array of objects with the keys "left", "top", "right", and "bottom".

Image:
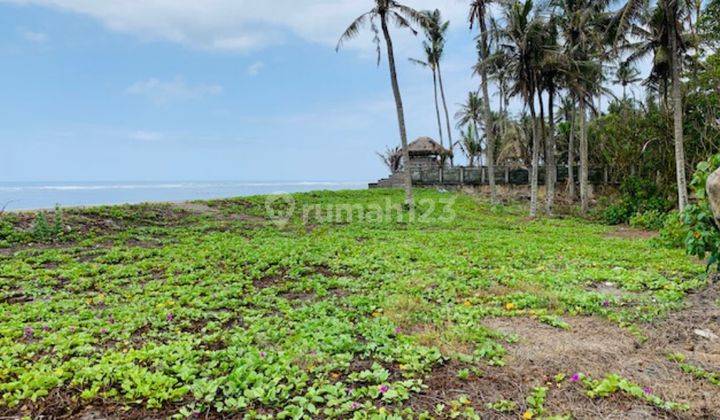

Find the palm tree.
[
  {"left": 539, "top": 17, "right": 562, "bottom": 214},
  {"left": 614, "top": 0, "right": 689, "bottom": 211},
  {"left": 499, "top": 0, "right": 546, "bottom": 217},
  {"left": 455, "top": 92, "right": 484, "bottom": 149},
  {"left": 409, "top": 45, "right": 444, "bottom": 148},
  {"left": 470, "top": 0, "right": 499, "bottom": 204},
  {"left": 558, "top": 93, "right": 577, "bottom": 201},
  {"left": 552, "top": 0, "right": 607, "bottom": 214},
  {"left": 421, "top": 10, "right": 454, "bottom": 163},
  {"left": 612, "top": 62, "right": 642, "bottom": 99},
  {"left": 337, "top": 0, "right": 426, "bottom": 210},
  {"left": 459, "top": 124, "right": 483, "bottom": 167}
]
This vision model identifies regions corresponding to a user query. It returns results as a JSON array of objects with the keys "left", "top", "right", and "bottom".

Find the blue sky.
[{"left": 0, "top": 0, "right": 489, "bottom": 183}]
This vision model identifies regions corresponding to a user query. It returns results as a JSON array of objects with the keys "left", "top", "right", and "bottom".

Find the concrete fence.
[{"left": 371, "top": 166, "right": 610, "bottom": 188}]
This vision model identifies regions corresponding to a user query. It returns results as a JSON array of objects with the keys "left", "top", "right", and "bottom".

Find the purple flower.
[
  {"left": 260, "top": 351, "right": 267, "bottom": 359},
  {"left": 42, "top": 325, "right": 51, "bottom": 332},
  {"left": 350, "top": 401, "right": 361, "bottom": 410},
  {"left": 394, "top": 327, "right": 401, "bottom": 335},
  {"left": 570, "top": 373, "right": 581, "bottom": 382},
  {"left": 23, "top": 326, "right": 34, "bottom": 339},
  {"left": 378, "top": 384, "right": 390, "bottom": 394},
  {"left": 166, "top": 313, "right": 174, "bottom": 322},
  {"left": 602, "top": 300, "right": 611, "bottom": 308},
  {"left": 643, "top": 387, "right": 653, "bottom": 395},
  {"left": 100, "top": 328, "right": 109, "bottom": 334}
]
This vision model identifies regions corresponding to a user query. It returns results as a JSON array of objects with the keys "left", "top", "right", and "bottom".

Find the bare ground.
[{"left": 409, "top": 282, "right": 720, "bottom": 419}]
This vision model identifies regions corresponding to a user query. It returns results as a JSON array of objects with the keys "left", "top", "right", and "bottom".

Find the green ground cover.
[{"left": 0, "top": 189, "right": 715, "bottom": 418}]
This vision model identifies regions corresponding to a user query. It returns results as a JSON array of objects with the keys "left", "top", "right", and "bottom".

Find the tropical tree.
[
  {"left": 337, "top": 0, "right": 427, "bottom": 210},
  {"left": 470, "top": 0, "right": 499, "bottom": 203},
  {"left": 455, "top": 91, "right": 483, "bottom": 151},
  {"left": 539, "top": 17, "right": 562, "bottom": 214},
  {"left": 552, "top": 0, "right": 606, "bottom": 214},
  {"left": 459, "top": 124, "right": 483, "bottom": 167},
  {"left": 558, "top": 93, "right": 577, "bottom": 201},
  {"left": 613, "top": 62, "right": 642, "bottom": 99},
  {"left": 614, "top": 0, "right": 690, "bottom": 210},
  {"left": 420, "top": 10, "right": 454, "bottom": 162},
  {"left": 409, "top": 45, "right": 444, "bottom": 147},
  {"left": 499, "top": 0, "right": 546, "bottom": 217}
]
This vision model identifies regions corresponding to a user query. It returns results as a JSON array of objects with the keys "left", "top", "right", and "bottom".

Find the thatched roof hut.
[{"left": 408, "top": 137, "right": 453, "bottom": 157}]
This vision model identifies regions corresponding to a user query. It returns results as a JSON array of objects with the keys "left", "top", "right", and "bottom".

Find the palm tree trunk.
[
  {"left": 432, "top": 69, "right": 444, "bottom": 148},
  {"left": 670, "top": 9, "right": 689, "bottom": 211},
  {"left": 478, "top": 11, "right": 497, "bottom": 204},
  {"left": 437, "top": 65, "right": 454, "bottom": 164},
  {"left": 380, "top": 14, "right": 413, "bottom": 210},
  {"left": 529, "top": 93, "right": 540, "bottom": 218},
  {"left": 546, "top": 87, "right": 556, "bottom": 214},
  {"left": 580, "top": 99, "right": 589, "bottom": 215},
  {"left": 568, "top": 102, "right": 576, "bottom": 202}
]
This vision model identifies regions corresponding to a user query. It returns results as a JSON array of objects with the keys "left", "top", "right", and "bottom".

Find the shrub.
[
  {"left": 603, "top": 177, "right": 672, "bottom": 225},
  {"left": 682, "top": 154, "right": 720, "bottom": 271},
  {"left": 630, "top": 210, "right": 667, "bottom": 231},
  {"left": 657, "top": 212, "right": 689, "bottom": 248}
]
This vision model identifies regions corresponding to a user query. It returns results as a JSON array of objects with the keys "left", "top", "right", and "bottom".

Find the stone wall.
[{"left": 370, "top": 166, "right": 608, "bottom": 188}]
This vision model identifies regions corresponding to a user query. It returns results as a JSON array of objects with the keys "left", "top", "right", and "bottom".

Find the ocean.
[{"left": 0, "top": 181, "right": 369, "bottom": 211}]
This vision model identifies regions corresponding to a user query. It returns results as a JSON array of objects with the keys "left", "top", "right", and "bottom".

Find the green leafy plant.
[{"left": 682, "top": 154, "right": 720, "bottom": 271}]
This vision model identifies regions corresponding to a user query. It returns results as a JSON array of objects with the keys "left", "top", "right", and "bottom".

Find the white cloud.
[
  {"left": 20, "top": 29, "right": 47, "bottom": 43},
  {"left": 246, "top": 61, "right": 264, "bottom": 76},
  {"left": 130, "top": 130, "right": 164, "bottom": 142},
  {"left": 2, "top": 1, "right": 469, "bottom": 52},
  {"left": 126, "top": 77, "right": 223, "bottom": 104}
]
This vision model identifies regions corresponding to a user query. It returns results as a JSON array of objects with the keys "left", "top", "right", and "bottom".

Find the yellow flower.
[
  {"left": 372, "top": 311, "right": 381, "bottom": 318},
  {"left": 505, "top": 302, "right": 516, "bottom": 311},
  {"left": 463, "top": 300, "right": 472, "bottom": 307},
  {"left": 523, "top": 410, "right": 534, "bottom": 420}
]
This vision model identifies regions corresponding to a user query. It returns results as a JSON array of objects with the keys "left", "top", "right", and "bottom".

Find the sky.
[{"left": 0, "top": 0, "right": 492, "bottom": 183}]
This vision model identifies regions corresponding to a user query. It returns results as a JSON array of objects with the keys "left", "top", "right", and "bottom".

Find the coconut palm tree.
[
  {"left": 459, "top": 124, "right": 483, "bottom": 167},
  {"left": 558, "top": 93, "right": 577, "bottom": 201},
  {"left": 613, "top": 62, "right": 642, "bottom": 99},
  {"left": 455, "top": 91, "right": 484, "bottom": 155},
  {"left": 337, "top": 0, "right": 427, "bottom": 210},
  {"left": 498, "top": 0, "right": 547, "bottom": 217},
  {"left": 470, "top": 0, "right": 499, "bottom": 204},
  {"left": 552, "top": 0, "right": 607, "bottom": 214},
  {"left": 420, "top": 10, "right": 454, "bottom": 162},
  {"left": 409, "top": 45, "right": 444, "bottom": 148},
  {"left": 538, "top": 17, "right": 562, "bottom": 214},
  {"left": 614, "top": 0, "right": 690, "bottom": 210}
]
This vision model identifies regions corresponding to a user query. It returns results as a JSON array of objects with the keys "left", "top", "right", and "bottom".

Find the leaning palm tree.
[
  {"left": 337, "top": 0, "right": 426, "bottom": 210},
  {"left": 470, "top": 0, "right": 499, "bottom": 204},
  {"left": 421, "top": 10, "right": 454, "bottom": 162},
  {"left": 409, "top": 45, "right": 444, "bottom": 148},
  {"left": 499, "top": 0, "right": 546, "bottom": 217}
]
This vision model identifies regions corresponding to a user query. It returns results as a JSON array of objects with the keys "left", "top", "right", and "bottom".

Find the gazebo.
[{"left": 406, "top": 137, "right": 453, "bottom": 170}]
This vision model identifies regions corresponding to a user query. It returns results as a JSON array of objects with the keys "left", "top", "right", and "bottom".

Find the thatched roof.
[{"left": 408, "top": 137, "right": 452, "bottom": 157}]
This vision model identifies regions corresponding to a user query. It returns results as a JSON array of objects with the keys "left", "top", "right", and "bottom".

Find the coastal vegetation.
[{"left": 1, "top": 189, "right": 718, "bottom": 417}]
